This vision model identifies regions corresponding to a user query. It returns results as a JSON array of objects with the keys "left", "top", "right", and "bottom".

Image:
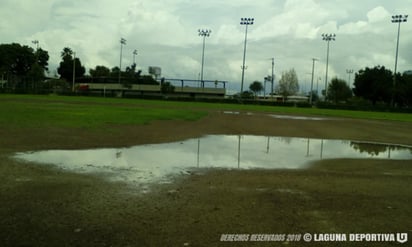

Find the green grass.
[
  {"left": 0, "top": 94, "right": 206, "bottom": 129},
  {"left": 1, "top": 94, "right": 412, "bottom": 130}
]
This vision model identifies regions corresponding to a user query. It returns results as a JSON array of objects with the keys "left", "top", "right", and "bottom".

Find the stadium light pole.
[
  {"left": 198, "top": 29, "right": 211, "bottom": 87},
  {"left": 118, "top": 38, "right": 126, "bottom": 84},
  {"left": 240, "top": 17, "right": 254, "bottom": 94},
  {"left": 322, "top": 33, "right": 336, "bottom": 100},
  {"left": 391, "top": 14, "right": 408, "bottom": 106},
  {"left": 346, "top": 69, "right": 353, "bottom": 87}
]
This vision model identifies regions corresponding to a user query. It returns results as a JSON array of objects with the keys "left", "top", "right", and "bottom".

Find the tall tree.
[
  {"left": 0, "top": 43, "right": 49, "bottom": 91},
  {"left": 89, "top": 65, "right": 111, "bottom": 77},
  {"left": 353, "top": 66, "right": 393, "bottom": 105},
  {"left": 110, "top": 67, "right": 120, "bottom": 77},
  {"left": 0, "top": 43, "right": 35, "bottom": 77},
  {"left": 57, "top": 47, "right": 85, "bottom": 81},
  {"left": 395, "top": 73, "right": 412, "bottom": 107},
  {"left": 327, "top": 77, "right": 352, "bottom": 103},
  {"left": 35, "top": 48, "right": 49, "bottom": 72},
  {"left": 249, "top": 81, "right": 263, "bottom": 98},
  {"left": 276, "top": 68, "right": 299, "bottom": 100}
]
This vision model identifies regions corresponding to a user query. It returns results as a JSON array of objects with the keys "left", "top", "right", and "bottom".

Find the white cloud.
[
  {"left": 1, "top": 0, "right": 411, "bottom": 92},
  {"left": 367, "top": 6, "right": 390, "bottom": 23}
]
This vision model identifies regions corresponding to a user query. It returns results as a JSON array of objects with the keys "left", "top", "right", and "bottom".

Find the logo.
[{"left": 397, "top": 233, "right": 408, "bottom": 244}]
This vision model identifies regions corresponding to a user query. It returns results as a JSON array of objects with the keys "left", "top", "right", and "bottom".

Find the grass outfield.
[
  {"left": 1, "top": 94, "right": 412, "bottom": 129},
  {"left": 0, "top": 94, "right": 207, "bottom": 129}
]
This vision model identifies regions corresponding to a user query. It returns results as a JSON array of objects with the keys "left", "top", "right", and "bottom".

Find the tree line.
[
  {"left": 0, "top": 44, "right": 156, "bottom": 93},
  {"left": 1, "top": 42, "right": 411, "bottom": 108},
  {"left": 244, "top": 66, "right": 412, "bottom": 109}
]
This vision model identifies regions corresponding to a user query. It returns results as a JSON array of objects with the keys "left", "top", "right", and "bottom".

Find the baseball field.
[{"left": 1, "top": 94, "right": 411, "bottom": 246}]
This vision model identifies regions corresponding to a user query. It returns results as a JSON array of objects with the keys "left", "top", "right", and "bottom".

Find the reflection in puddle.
[
  {"left": 14, "top": 136, "right": 412, "bottom": 185},
  {"left": 269, "top": 114, "right": 329, "bottom": 121},
  {"left": 222, "top": 111, "right": 330, "bottom": 121}
]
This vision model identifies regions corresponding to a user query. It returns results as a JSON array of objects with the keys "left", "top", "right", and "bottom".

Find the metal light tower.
[
  {"left": 322, "top": 33, "right": 336, "bottom": 100},
  {"left": 118, "top": 38, "right": 126, "bottom": 84},
  {"left": 240, "top": 17, "right": 254, "bottom": 94},
  {"left": 198, "top": 29, "right": 211, "bottom": 87},
  {"left": 133, "top": 49, "right": 138, "bottom": 66},
  {"left": 346, "top": 69, "right": 354, "bottom": 87},
  {"left": 391, "top": 14, "right": 408, "bottom": 106}
]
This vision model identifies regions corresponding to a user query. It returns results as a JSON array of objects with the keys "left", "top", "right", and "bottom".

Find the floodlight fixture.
[
  {"left": 240, "top": 18, "right": 254, "bottom": 25},
  {"left": 322, "top": 33, "right": 336, "bottom": 41},
  {"left": 392, "top": 14, "right": 408, "bottom": 23},
  {"left": 198, "top": 29, "right": 212, "bottom": 37}
]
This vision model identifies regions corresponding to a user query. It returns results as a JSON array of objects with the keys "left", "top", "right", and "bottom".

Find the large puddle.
[{"left": 14, "top": 135, "right": 412, "bottom": 185}]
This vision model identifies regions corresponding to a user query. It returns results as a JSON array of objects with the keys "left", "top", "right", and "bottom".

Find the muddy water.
[{"left": 14, "top": 135, "right": 412, "bottom": 184}]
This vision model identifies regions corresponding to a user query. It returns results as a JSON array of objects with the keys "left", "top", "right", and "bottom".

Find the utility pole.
[{"left": 310, "top": 58, "right": 318, "bottom": 104}]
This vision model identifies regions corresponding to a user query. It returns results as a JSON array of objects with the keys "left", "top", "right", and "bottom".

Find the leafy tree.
[
  {"left": 61, "top": 47, "right": 73, "bottom": 58},
  {"left": 394, "top": 73, "right": 412, "bottom": 108},
  {"left": 34, "top": 48, "right": 49, "bottom": 72},
  {"left": 234, "top": 90, "right": 254, "bottom": 99},
  {"left": 57, "top": 47, "right": 85, "bottom": 81},
  {"left": 249, "top": 81, "right": 263, "bottom": 98},
  {"left": 138, "top": 75, "right": 158, "bottom": 85},
  {"left": 27, "top": 63, "right": 45, "bottom": 87},
  {"left": 89, "top": 65, "right": 111, "bottom": 77},
  {"left": 160, "top": 78, "right": 174, "bottom": 94},
  {"left": 0, "top": 43, "right": 35, "bottom": 77},
  {"left": 110, "top": 67, "right": 120, "bottom": 77},
  {"left": 0, "top": 43, "right": 49, "bottom": 91},
  {"left": 308, "top": 90, "right": 319, "bottom": 102},
  {"left": 327, "top": 77, "right": 352, "bottom": 103},
  {"left": 353, "top": 66, "right": 393, "bottom": 105},
  {"left": 277, "top": 68, "right": 299, "bottom": 101},
  {"left": 125, "top": 64, "right": 137, "bottom": 78}
]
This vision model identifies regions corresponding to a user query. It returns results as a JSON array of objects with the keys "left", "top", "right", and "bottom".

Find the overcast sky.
[{"left": 1, "top": 0, "right": 411, "bottom": 93}]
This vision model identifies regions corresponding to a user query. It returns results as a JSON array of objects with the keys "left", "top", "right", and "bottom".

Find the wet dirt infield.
[{"left": 1, "top": 110, "right": 412, "bottom": 246}]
